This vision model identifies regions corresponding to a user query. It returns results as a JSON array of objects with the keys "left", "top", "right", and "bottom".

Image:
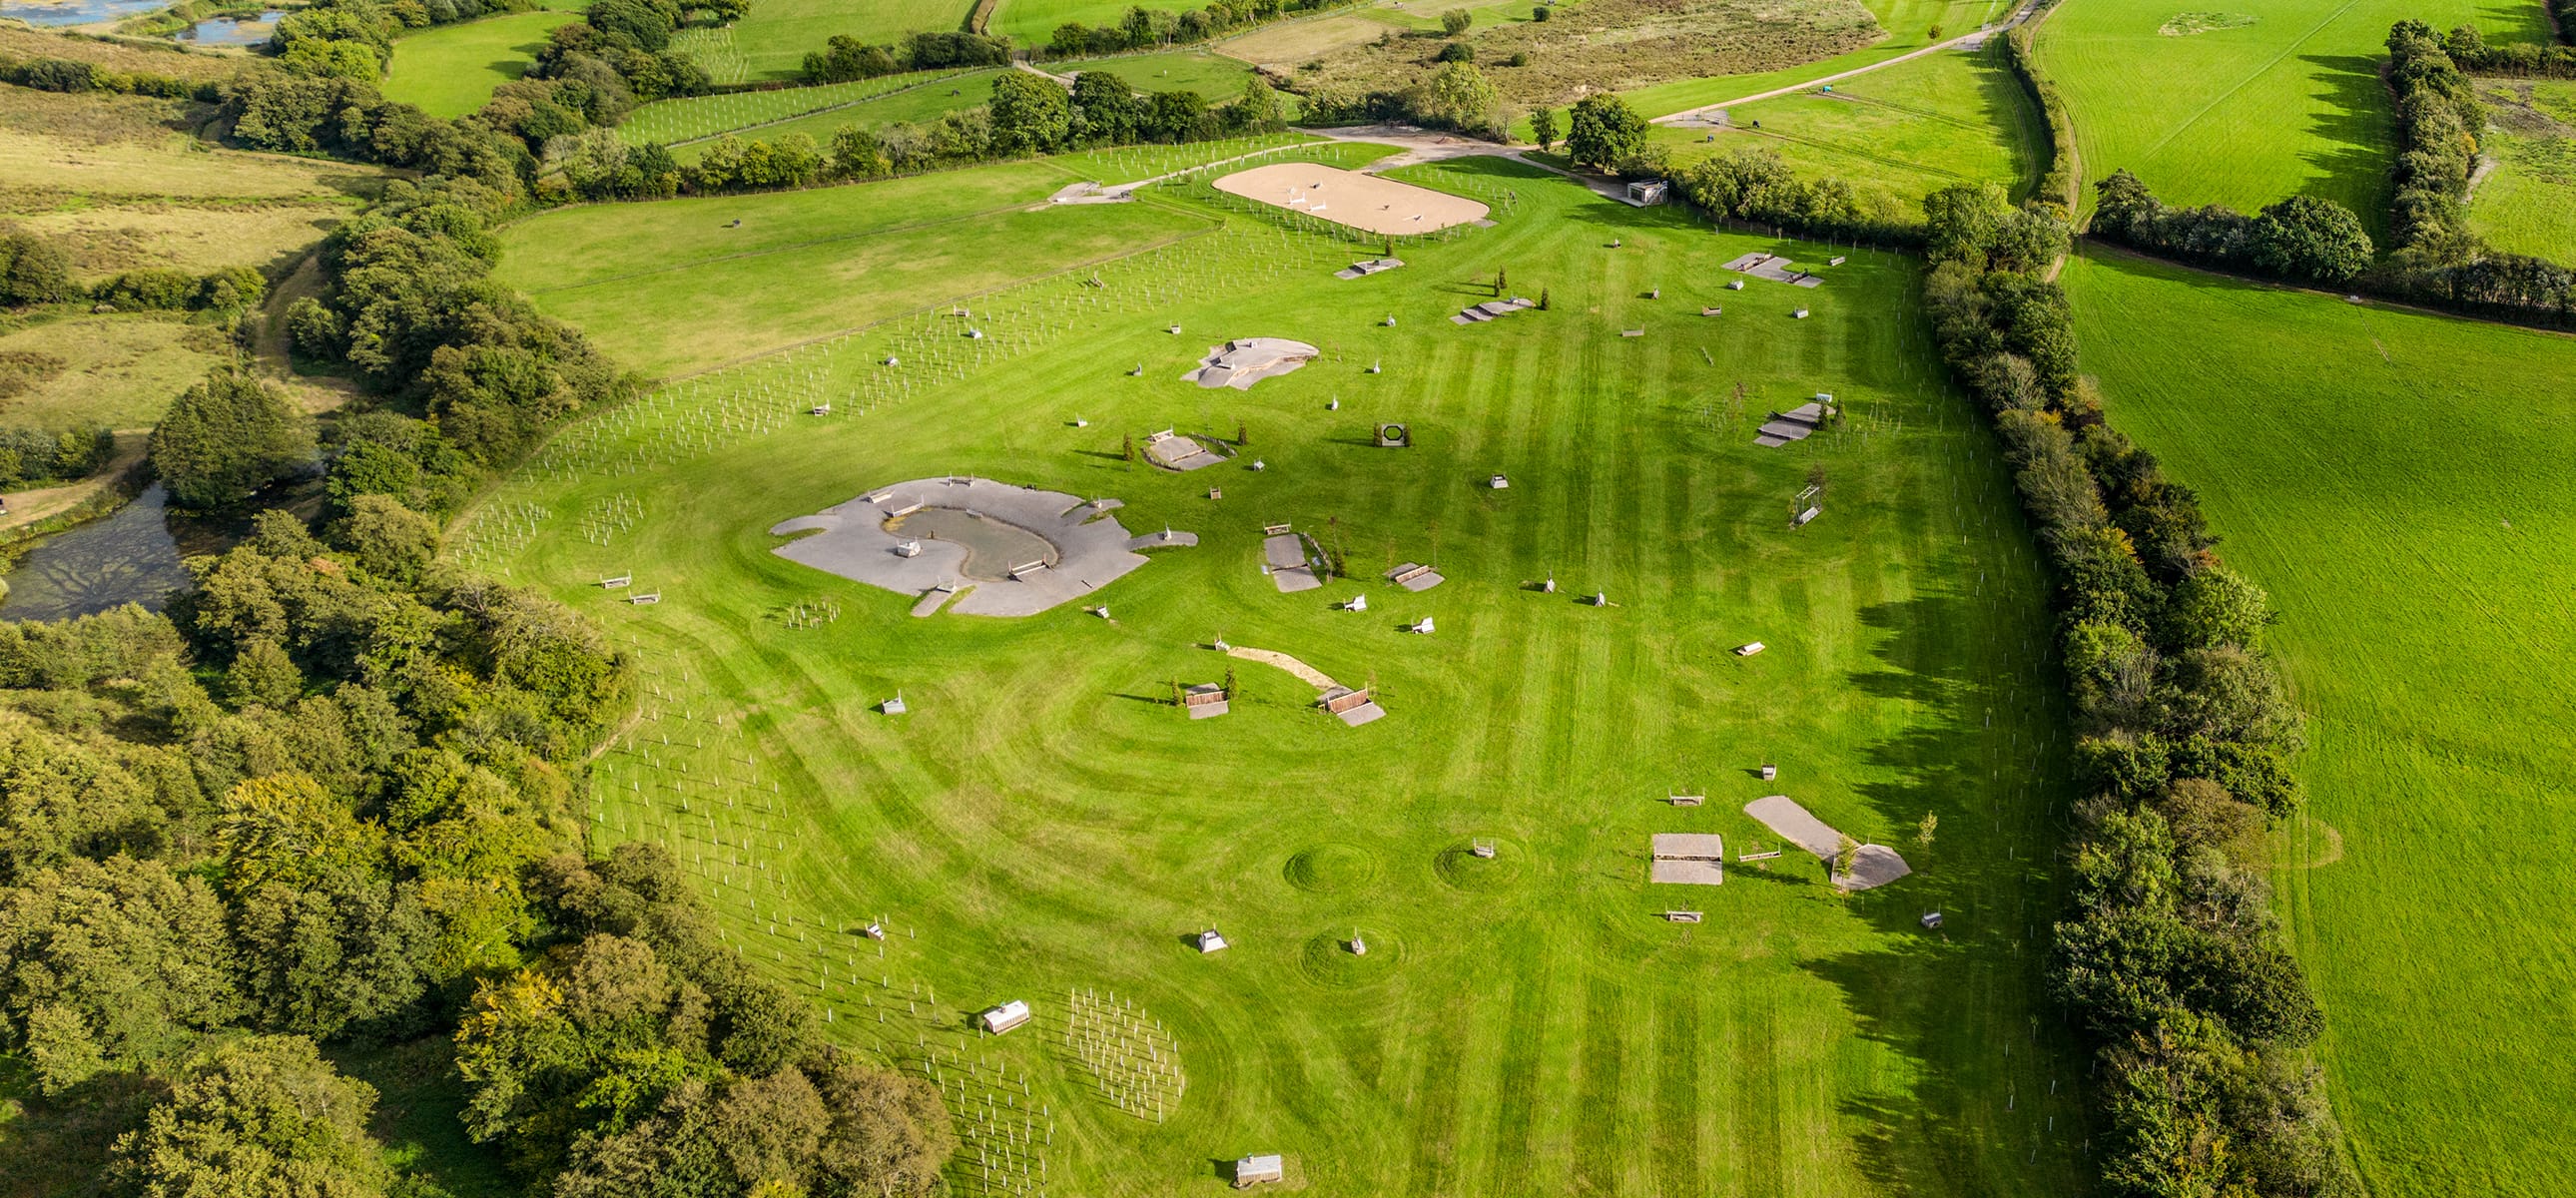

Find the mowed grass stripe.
[{"left": 494, "top": 159, "right": 2086, "bottom": 1195}]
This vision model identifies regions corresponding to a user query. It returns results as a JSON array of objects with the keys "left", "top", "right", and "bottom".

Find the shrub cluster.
[
  {"left": 1040, "top": 0, "right": 1356, "bottom": 59},
  {"left": 0, "top": 425, "right": 114, "bottom": 490},
  {"left": 2089, "top": 172, "right": 2375, "bottom": 286},
  {"left": 0, "top": 233, "right": 79, "bottom": 306},
  {"left": 1919, "top": 184, "right": 2352, "bottom": 1198},
  {"left": 0, "top": 55, "right": 207, "bottom": 98},
  {"left": 801, "top": 29, "right": 1010, "bottom": 82},
  {"left": 93, "top": 265, "right": 268, "bottom": 313}
]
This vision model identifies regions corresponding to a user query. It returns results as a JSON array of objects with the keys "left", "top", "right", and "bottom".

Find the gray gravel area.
[{"left": 771, "top": 477, "right": 1187, "bottom": 617}]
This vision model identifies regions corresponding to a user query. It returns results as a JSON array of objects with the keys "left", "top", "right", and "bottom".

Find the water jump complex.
[{"left": 768, "top": 477, "right": 1196, "bottom": 617}]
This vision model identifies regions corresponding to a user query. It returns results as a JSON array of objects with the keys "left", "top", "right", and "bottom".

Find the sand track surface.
[{"left": 1212, "top": 163, "right": 1490, "bottom": 234}]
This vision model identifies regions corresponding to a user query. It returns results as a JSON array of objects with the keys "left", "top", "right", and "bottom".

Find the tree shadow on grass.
[
  {"left": 2299, "top": 54, "right": 2399, "bottom": 237},
  {"left": 1807, "top": 594, "right": 2092, "bottom": 1189}
]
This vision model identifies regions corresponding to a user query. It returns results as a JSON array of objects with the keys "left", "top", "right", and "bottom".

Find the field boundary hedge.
[
  {"left": 2003, "top": 6, "right": 2079, "bottom": 212},
  {"left": 1917, "top": 190, "right": 2353, "bottom": 1198}
]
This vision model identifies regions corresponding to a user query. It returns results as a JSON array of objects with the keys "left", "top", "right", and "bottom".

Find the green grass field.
[
  {"left": 1618, "top": 0, "right": 2013, "bottom": 119},
  {"left": 379, "top": 8, "right": 592, "bottom": 118},
  {"left": 620, "top": 69, "right": 972, "bottom": 146},
  {"left": 1051, "top": 49, "right": 1258, "bottom": 97},
  {"left": 1649, "top": 43, "right": 2046, "bottom": 216},
  {"left": 2031, "top": 0, "right": 2551, "bottom": 237},
  {"left": 664, "top": 68, "right": 1007, "bottom": 163},
  {"left": 465, "top": 151, "right": 2092, "bottom": 1196},
  {"left": 2062, "top": 249, "right": 2576, "bottom": 1198},
  {"left": 2466, "top": 77, "right": 2576, "bottom": 264},
  {"left": 729, "top": 0, "right": 979, "bottom": 80}
]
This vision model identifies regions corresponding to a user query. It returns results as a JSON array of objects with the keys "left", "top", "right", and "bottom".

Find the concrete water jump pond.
[{"left": 769, "top": 477, "right": 1194, "bottom": 617}]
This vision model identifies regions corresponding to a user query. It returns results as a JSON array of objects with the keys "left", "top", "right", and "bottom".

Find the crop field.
[
  {"left": 666, "top": 68, "right": 1008, "bottom": 162},
  {"left": 379, "top": 8, "right": 593, "bottom": 118},
  {"left": 729, "top": 0, "right": 980, "bottom": 80},
  {"left": 2466, "top": 77, "right": 2576, "bottom": 264},
  {"left": 2061, "top": 249, "right": 2576, "bottom": 1198},
  {"left": 2031, "top": 0, "right": 2551, "bottom": 236},
  {"left": 620, "top": 69, "right": 972, "bottom": 146},
  {"left": 1649, "top": 43, "right": 2044, "bottom": 217},
  {"left": 1618, "top": 0, "right": 2010, "bottom": 118},
  {"left": 466, "top": 151, "right": 2090, "bottom": 1197}
]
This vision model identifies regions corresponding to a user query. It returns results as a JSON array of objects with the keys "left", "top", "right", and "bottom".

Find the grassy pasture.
[
  {"left": 0, "top": 314, "right": 232, "bottom": 429},
  {"left": 2466, "top": 77, "right": 2576, "bottom": 264},
  {"left": 2031, "top": 0, "right": 2551, "bottom": 238},
  {"left": 665, "top": 68, "right": 1007, "bottom": 162},
  {"left": 472, "top": 154, "right": 2089, "bottom": 1196},
  {"left": 620, "top": 69, "right": 972, "bottom": 146},
  {"left": 1617, "top": 0, "right": 2012, "bottom": 118},
  {"left": 1648, "top": 43, "right": 2045, "bottom": 215},
  {"left": 729, "top": 0, "right": 980, "bottom": 80},
  {"left": 0, "top": 88, "right": 377, "bottom": 282},
  {"left": 1054, "top": 49, "right": 1257, "bottom": 96},
  {"left": 379, "top": 8, "right": 593, "bottom": 118},
  {"left": 2062, "top": 249, "right": 2576, "bottom": 1198}
]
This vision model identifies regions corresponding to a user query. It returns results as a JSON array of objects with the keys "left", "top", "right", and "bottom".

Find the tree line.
[
  {"left": 800, "top": 30, "right": 1010, "bottom": 83},
  {"left": 1918, "top": 184, "right": 2352, "bottom": 1198},
  {"left": 1041, "top": 0, "right": 1361, "bottom": 60}
]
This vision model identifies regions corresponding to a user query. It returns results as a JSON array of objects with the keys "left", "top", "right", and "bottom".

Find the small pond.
[
  {"left": 887, "top": 508, "right": 1058, "bottom": 582},
  {"left": 0, "top": 483, "right": 195, "bottom": 623},
  {"left": 0, "top": 0, "right": 168, "bottom": 26},
  {"left": 174, "top": 9, "right": 283, "bottom": 44}
]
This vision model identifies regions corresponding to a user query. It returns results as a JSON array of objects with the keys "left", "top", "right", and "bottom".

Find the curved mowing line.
[{"left": 2134, "top": 0, "right": 2368, "bottom": 162}]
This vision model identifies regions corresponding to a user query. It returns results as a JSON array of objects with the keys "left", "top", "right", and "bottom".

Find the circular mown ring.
[
  {"left": 1296, "top": 928, "right": 1400, "bottom": 989},
  {"left": 1282, "top": 843, "right": 1379, "bottom": 894},
  {"left": 1433, "top": 844, "right": 1523, "bottom": 893}
]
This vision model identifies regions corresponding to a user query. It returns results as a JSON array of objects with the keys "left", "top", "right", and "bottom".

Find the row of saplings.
[{"left": 1915, "top": 182, "right": 2353, "bottom": 1198}]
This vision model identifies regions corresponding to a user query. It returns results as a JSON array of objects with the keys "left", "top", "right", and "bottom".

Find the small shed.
[
  {"left": 1625, "top": 179, "right": 1671, "bottom": 206},
  {"left": 1234, "top": 1154, "right": 1285, "bottom": 1187},
  {"left": 1197, "top": 927, "right": 1229, "bottom": 953},
  {"left": 1489, "top": 474, "right": 1509, "bottom": 489},
  {"left": 979, "top": 1000, "right": 1030, "bottom": 1035}
]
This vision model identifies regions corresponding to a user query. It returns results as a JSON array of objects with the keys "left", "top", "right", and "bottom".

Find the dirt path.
[
  {"left": 0, "top": 430, "right": 147, "bottom": 534},
  {"left": 1225, "top": 645, "right": 1339, "bottom": 691},
  {"left": 1650, "top": 0, "right": 2043, "bottom": 126}
]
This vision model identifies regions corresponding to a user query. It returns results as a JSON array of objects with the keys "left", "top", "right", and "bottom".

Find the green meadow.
[
  {"left": 1649, "top": 43, "right": 2046, "bottom": 214},
  {"left": 2031, "top": 0, "right": 2551, "bottom": 234},
  {"left": 469, "top": 154, "right": 2090, "bottom": 1195},
  {"left": 2062, "top": 249, "right": 2576, "bottom": 1198},
  {"left": 1052, "top": 49, "right": 1258, "bottom": 96},
  {"left": 2466, "top": 77, "right": 2576, "bottom": 265},
  {"left": 379, "top": 7, "right": 591, "bottom": 118},
  {"left": 727, "top": 0, "right": 980, "bottom": 80},
  {"left": 664, "top": 69, "right": 1008, "bottom": 163}
]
